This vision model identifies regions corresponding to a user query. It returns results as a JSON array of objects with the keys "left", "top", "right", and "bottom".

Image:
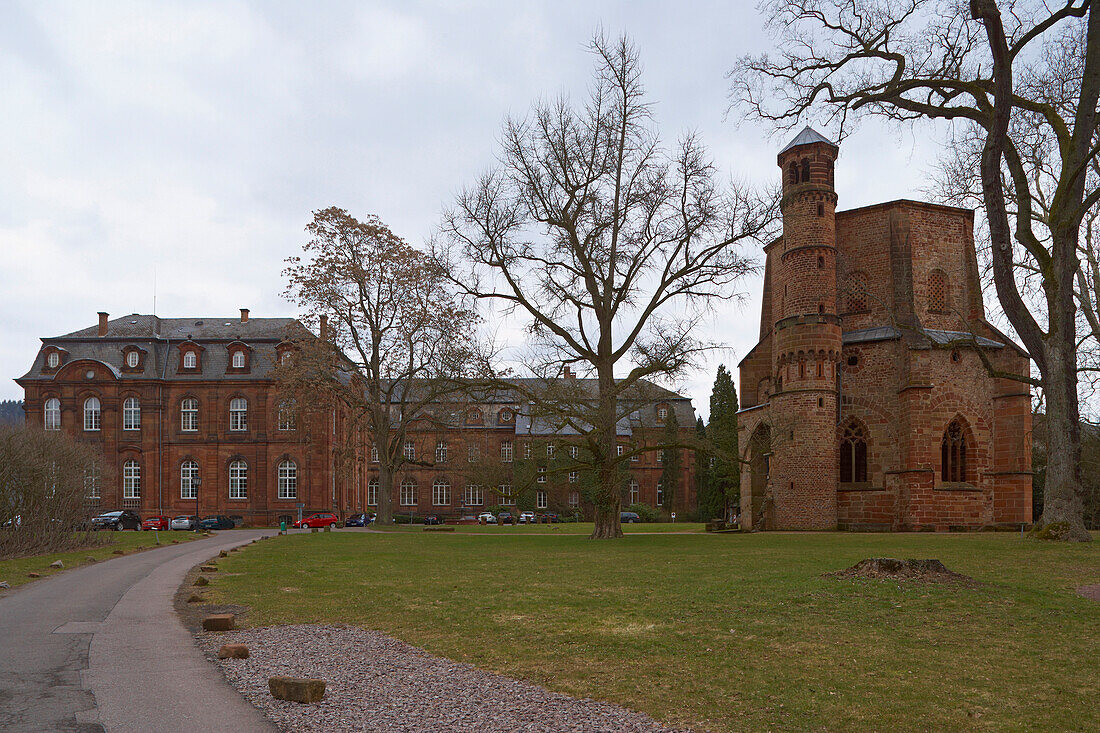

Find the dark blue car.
[
  {"left": 344, "top": 513, "right": 373, "bottom": 527},
  {"left": 199, "top": 515, "right": 235, "bottom": 530}
]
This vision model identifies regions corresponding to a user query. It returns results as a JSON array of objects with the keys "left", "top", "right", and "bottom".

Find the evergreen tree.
[
  {"left": 708, "top": 365, "right": 740, "bottom": 519},
  {"left": 658, "top": 408, "right": 682, "bottom": 512}
]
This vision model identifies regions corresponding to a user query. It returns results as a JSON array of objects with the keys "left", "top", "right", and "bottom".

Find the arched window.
[
  {"left": 941, "top": 420, "right": 968, "bottom": 482},
  {"left": 277, "top": 400, "right": 297, "bottom": 431},
  {"left": 181, "top": 460, "right": 199, "bottom": 499},
  {"left": 400, "top": 478, "right": 418, "bottom": 506},
  {"left": 367, "top": 478, "right": 379, "bottom": 506},
  {"left": 788, "top": 162, "right": 799, "bottom": 184},
  {"left": 839, "top": 421, "right": 868, "bottom": 483},
  {"left": 229, "top": 459, "right": 248, "bottom": 499},
  {"left": 800, "top": 158, "right": 811, "bottom": 182},
  {"left": 122, "top": 459, "right": 140, "bottom": 498},
  {"left": 183, "top": 351, "right": 197, "bottom": 369},
  {"left": 464, "top": 484, "right": 483, "bottom": 506},
  {"left": 432, "top": 478, "right": 450, "bottom": 506},
  {"left": 47, "top": 352, "right": 59, "bottom": 368},
  {"left": 846, "top": 272, "right": 868, "bottom": 312},
  {"left": 44, "top": 398, "right": 60, "bottom": 430},
  {"left": 278, "top": 460, "right": 297, "bottom": 500},
  {"left": 126, "top": 351, "right": 139, "bottom": 368},
  {"left": 181, "top": 398, "right": 199, "bottom": 432},
  {"left": 929, "top": 269, "right": 949, "bottom": 313},
  {"left": 229, "top": 398, "right": 247, "bottom": 431},
  {"left": 231, "top": 350, "right": 245, "bottom": 369},
  {"left": 122, "top": 397, "right": 141, "bottom": 431},
  {"left": 84, "top": 397, "right": 101, "bottom": 432}
]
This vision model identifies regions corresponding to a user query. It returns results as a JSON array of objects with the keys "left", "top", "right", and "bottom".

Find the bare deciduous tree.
[
  {"left": 280, "top": 207, "right": 481, "bottom": 525},
  {"left": 730, "top": 0, "right": 1098, "bottom": 541},
  {"left": 438, "top": 33, "right": 779, "bottom": 539}
]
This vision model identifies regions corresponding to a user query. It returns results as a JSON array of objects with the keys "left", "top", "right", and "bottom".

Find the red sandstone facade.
[{"left": 737, "top": 128, "right": 1032, "bottom": 531}]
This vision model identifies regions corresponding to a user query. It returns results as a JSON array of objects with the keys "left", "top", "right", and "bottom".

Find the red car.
[
  {"left": 142, "top": 515, "right": 171, "bottom": 531},
  {"left": 293, "top": 512, "right": 340, "bottom": 529}
]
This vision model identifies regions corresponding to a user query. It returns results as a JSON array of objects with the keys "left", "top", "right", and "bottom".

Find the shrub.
[{"left": 626, "top": 503, "right": 662, "bottom": 523}]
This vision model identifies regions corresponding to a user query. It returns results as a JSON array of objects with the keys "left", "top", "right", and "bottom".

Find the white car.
[
  {"left": 170, "top": 515, "right": 199, "bottom": 530},
  {"left": 518, "top": 511, "right": 536, "bottom": 524},
  {"left": 477, "top": 512, "right": 497, "bottom": 524}
]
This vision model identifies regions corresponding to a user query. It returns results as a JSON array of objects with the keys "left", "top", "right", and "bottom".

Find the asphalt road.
[{"left": 0, "top": 530, "right": 276, "bottom": 732}]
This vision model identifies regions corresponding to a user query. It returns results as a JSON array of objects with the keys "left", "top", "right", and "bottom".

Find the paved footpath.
[{"left": 0, "top": 530, "right": 276, "bottom": 732}]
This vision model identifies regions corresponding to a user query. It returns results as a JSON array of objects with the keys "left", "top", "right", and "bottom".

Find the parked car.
[
  {"left": 90, "top": 510, "right": 142, "bottom": 531},
  {"left": 423, "top": 515, "right": 444, "bottom": 525},
  {"left": 199, "top": 515, "right": 235, "bottom": 530},
  {"left": 294, "top": 512, "right": 340, "bottom": 529},
  {"left": 539, "top": 512, "right": 560, "bottom": 523},
  {"left": 171, "top": 515, "right": 200, "bottom": 531},
  {"left": 344, "top": 513, "right": 371, "bottom": 527},
  {"left": 518, "top": 511, "right": 536, "bottom": 524},
  {"left": 620, "top": 511, "right": 641, "bottom": 524},
  {"left": 497, "top": 511, "right": 515, "bottom": 525},
  {"left": 477, "top": 512, "right": 497, "bottom": 524},
  {"left": 142, "top": 515, "right": 171, "bottom": 531}
]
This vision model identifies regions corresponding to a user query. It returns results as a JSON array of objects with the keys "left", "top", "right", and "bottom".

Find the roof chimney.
[
  {"left": 563, "top": 365, "right": 575, "bottom": 380},
  {"left": 97, "top": 312, "right": 109, "bottom": 337},
  {"left": 240, "top": 308, "right": 249, "bottom": 323},
  {"left": 319, "top": 315, "right": 328, "bottom": 340}
]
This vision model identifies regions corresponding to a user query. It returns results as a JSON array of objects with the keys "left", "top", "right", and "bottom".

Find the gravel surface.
[{"left": 197, "top": 624, "right": 693, "bottom": 732}]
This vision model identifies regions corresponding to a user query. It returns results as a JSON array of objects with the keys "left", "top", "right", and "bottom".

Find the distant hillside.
[{"left": 0, "top": 400, "right": 24, "bottom": 425}]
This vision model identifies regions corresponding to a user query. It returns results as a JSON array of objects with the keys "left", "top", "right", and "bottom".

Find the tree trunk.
[
  {"left": 590, "top": 359, "right": 623, "bottom": 539},
  {"left": 1037, "top": 335, "right": 1092, "bottom": 540},
  {"left": 377, "top": 460, "right": 394, "bottom": 525}
]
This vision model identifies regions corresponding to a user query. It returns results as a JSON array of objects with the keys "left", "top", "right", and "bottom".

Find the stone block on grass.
[
  {"left": 194, "top": 576, "right": 210, "bottom": 586},
  {"left": 219, "top": 550, "right": 229, "bottom": 558},
  {"left": 268, "top": 676, "right": 325, "bottom": 703},
  {"left": 49, "top": 560, "right": 64, "bottom": 569},
  {"left": 202, "top": 613, "right": 236, "bottom": 631},
  {"left": 218, "top": 643, "right": 249, "bottom": 659},
  {"left": 199, "top": 565, "right": 218, "bottom": 573},
  {"left": 27, "top": 572, "right": 40, "bottom": 578},
  {"left": 187, "top": 593, "right": 205, "bottom": 603},
  {"left": 85, "top": 556, "right": 97, "bottom": 562},
  {"left": 112, "top": 550, "right": 125, "bottom": 555}
]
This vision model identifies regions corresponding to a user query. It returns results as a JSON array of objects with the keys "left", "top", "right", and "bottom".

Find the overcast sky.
[{"left": 0, "top": 0, "right": 950, "bottom": 417}]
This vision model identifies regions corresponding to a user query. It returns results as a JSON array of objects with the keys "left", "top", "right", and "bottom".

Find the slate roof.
[
  {"left": 779, "top": 126, "right": 836, "bottom": 153},
  {"left": 21, "top": 313, "right": 305, "bottom": 382},
  {"left": 842, "top": 326, "right": 1004, "bottom": 349}
]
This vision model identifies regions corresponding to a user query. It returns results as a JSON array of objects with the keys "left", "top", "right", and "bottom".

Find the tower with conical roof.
[{"left": 766, "top": 127, "right": 842, "bottom": 529}]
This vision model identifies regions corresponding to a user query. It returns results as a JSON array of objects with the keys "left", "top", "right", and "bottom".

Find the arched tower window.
[
  {"left": 800, "top": 158, "right": 811, "bottom": 182},
  {"left": 839, "top": 421, "right": 868, "bottom": 483},
  {"left": 929, "top": 269, "right": 949, "bottom": 313},
  {"left": 941, "top": 420, "right": 968, "bottom": 482},
  {"left": 44, "top": 398, "right": 61, "bottom": 430}
]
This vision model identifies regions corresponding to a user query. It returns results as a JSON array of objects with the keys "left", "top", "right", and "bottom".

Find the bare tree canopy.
[
  {"left": 280, "top": 207, "right": 481, "bottom": 525},
  {"left": 439, "top": 33, "right": 779, "bottom": 538},
  {"left": 731, "top": 0, "right": 1098, "bottom": 541}
]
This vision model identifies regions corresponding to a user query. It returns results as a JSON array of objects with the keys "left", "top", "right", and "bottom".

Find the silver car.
[{"left": 170, "top": 515, "right": 199, "bottom": 530}]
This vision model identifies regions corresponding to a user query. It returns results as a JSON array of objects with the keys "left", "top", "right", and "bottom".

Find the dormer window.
[
  {"left": 47, "top": 352, "right": 59, "bottom": 369},
  {"left": 232, "top": 351, "right": 245, "bottom": 368},
  {"left": 121, "top": 346, "right": 145, "bottom": 372},
  {"left": 656, "top": 404, "right": 669, "bottom": 423},
  {"left": 183, "top": 351, "right": 197, "bottom": 369},
  {"left": 467, "top": 408, "right": 482, "bottom": 424},
  {"left": 498, "top": 408, "right": 513, "bottom": 424},
  {"left": 226, "top": 342, "right": 250, "bottom": 373},
  {"left": 127, "top": 351, "right": 139, "bottom": 368}
]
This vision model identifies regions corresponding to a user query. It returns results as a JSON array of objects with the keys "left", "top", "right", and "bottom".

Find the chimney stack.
[
  {"left": 563, "top": 365, "right": 575, "bottom": 380},
  {"left": 240, "top": 308, "right": 249, "bottom": 323},
  {"left": 319, "top": 315, "right": 328, "bottom": 340},
  {"left": 97, "top": 312, "right": 109, "bottom": 337}
]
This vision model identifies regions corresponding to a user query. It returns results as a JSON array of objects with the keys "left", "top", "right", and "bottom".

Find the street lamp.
[{"left": 192, "top": 476, "right": 202, "bottom": 532}]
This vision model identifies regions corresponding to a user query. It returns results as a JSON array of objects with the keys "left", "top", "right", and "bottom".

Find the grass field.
[
  {"left": 205, "top": 529, "right": 1099, "bottom": 732},
  {"left": 0, "top": 530, "right": 197, "bottom": 588},
  {"left": 377, "top": 521, "right": 707, "bottom": 534}
]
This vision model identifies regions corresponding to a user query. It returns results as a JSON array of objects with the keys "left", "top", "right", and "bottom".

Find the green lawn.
[
  {"left": 376, "top": 521, "right": 706, "bottom": 535},
  {"left": 206, "top": 531, "right": 1099, "bottom": 732},
  {"left": 0, "top": 530, "right": 197, "bottom": 588}
]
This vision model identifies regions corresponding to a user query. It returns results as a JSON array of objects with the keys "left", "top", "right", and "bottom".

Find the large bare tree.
[
  {"left": 281, "top": 207, "right": 480, "bottom": 525},
  {"left": 438, "top": 33, "right": 778, "bottom": 539},
  {"left": 730, "top": 0, "right": 1098, "bottom": 540}
]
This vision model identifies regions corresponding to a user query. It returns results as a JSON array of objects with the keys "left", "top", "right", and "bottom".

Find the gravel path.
[{"left": 196, "top": 624, "right": 692, "bottom": 733}]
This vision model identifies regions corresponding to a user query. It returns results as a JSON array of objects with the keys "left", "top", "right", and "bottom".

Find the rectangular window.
[
  {"left": 536, "top": 490, "right": 547, "bottom": 509},
  {"left": 569, "top": 471, "right": 578, "bottom": 483},
  {"left": 181, "top": 462, "right": 198, "bottom": 500},
  {"left": 229, "top": 399, "right": 247, "bottom": 432},
  {"left": 657, "top": 449, "right": 665, "bottom": 464},
  {"left": 181, "top": 399, "right": 199, "bottom": 432},
  {"left": 436, "top": 441, "right": 448, "bottom": 463},
  {"left": 278, "top": 463, "right": 297, "bottom": 500},
  {"left": 617, "top": 445, "right": 624, "bottom": 457},
  {"left": 229, "top": 463, "right": 248, "bottom": 499},
  {"left": 537, "top": 466, "right": 546, "bottom": 484},
  {"left": 467, "top": 444, "right": 479, "bottom": 462},
  {"left": 432, "top": 482, "right": 450, "bottom": 506},
  {"left": 498, "top": 485, "right": 515, "bottom": 505},
  {"left": 400, "top": 483, "right": 417, "bottom": 506},
  {"left": 371, "top": 443, "right": 379, "bottom": 463},
  {"left": 404, "top": 441, "right": 415, "bottom": 461},
  {"left": 523, "top": 442, "right": 531, "bottom": 460},
  {"left": 569, "top": 445, "right": 579, "bottom": 460},
  {"left": 500, "top": 441, "right": 513, "bottom": 463},
  {"left": 278, "top": 403, "right": 297, "bottom": 431},
  {"left": 367, "top": 481, "right": 378, "bottom": 506},
  {"left": 546, "top": 443, "right": 555, "bottom": 459},
  {"left": 84, "top": 465, "right": 101, "bottom": 499},
  {"left": 464, "top": 484, "right": 483, "bottom": 506},
  {"left": 656, "top": 481, "right": 664, "bottom": 506},
  {"left": 630, "top": 449, "right": 639, "bottom": 462},
  {"left": 123, "top": 462, "right": 140, "bottom": 499},
  {"left": 568, "top": 491, "right": 579, "bottom": 507}
]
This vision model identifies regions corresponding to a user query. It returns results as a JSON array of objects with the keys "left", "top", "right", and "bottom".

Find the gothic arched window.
[
  {"left": 941, "top": 420, "right": 968, "bottom": 482},
  {"left": 839, "top": 421, "right": 868, "bottom": 483}
]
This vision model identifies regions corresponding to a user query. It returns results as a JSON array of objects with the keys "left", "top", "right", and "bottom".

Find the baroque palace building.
[
  {"left": 737, "top": 128, "right": 1033, "bottom": 531},
  {"left": 18, "top": 312, "right": 696, "bottom": 524}
]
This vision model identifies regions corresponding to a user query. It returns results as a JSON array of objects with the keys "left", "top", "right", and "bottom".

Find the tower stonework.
[{"left": 737, "top": 127, "right": 1032, "bottom": 532}]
